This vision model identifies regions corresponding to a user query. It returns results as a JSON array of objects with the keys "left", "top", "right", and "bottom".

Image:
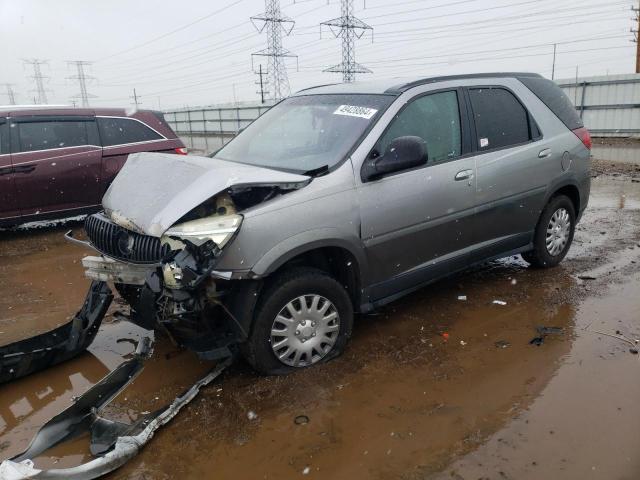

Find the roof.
[
  {"left": 0, "top": 105, "right": 159, "bottom": 117},
  {"left": 294, "top": 72, "right": 543, "bottom": 96}
]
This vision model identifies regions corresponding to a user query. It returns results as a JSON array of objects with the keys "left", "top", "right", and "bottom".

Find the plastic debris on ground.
[
  {"left": 492, "top": 300, "right": 507, "bottom": 306},
  {"left": 529, "top": 326, "right": 564, "bottom": 346}
]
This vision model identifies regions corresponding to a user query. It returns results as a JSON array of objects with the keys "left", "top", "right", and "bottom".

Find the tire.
[
  {"left": 242, "top": 267, "right": 354, "bottom": 375},
  {"left": 522, "top": 194, "right": 576, "bottom": 268}
]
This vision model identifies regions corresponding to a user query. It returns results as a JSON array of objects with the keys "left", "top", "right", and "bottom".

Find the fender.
[
  {"left": 250, "top": 227, "right": 369, "bottom": 283},
  {"left": 541, "top": 174, "right": 584, "bottom": 216}
]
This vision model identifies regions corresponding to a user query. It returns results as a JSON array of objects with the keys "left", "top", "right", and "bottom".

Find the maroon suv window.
[
  {"left": 17, "top": 121, "right": 91, "bottom": 152},
  {"left": 97, "top": 117, "right": 162, "bottom": 147}
]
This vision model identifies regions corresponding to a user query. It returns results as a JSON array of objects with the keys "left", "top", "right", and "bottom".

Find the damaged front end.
[{"left": 76, "top": 155, "right": 308, "bottom": 361}]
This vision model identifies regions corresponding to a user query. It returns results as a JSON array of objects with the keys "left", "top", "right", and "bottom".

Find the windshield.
[{"left": 214, "top": 94, "right": 394, "bottom": 173}]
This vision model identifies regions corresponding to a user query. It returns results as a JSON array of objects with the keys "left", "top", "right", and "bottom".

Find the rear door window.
[
  {"left": 16, "top": 120, "right": 91, "bottom": 152},
  {"left": 375, "top": 90, "right": 462, "bottom": 164},
  {"left": 97, "top": 117, "right": 163, "bottom": 147},
  {"left": 468, "top": 87, "right": 533, "bottom": 151}
]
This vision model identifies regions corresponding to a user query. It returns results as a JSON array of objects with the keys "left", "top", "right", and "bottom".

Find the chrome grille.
[{"left": 84, "top": 213, "right": 169, "bottom": 264}]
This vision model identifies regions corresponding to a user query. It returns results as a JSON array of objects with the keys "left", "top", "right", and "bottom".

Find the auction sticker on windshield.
[{"left": 333, "top": 105, "right": 378, "bottom": 119}]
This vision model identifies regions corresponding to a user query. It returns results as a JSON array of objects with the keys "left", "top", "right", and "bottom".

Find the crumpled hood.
[{"left": 102, "top": 152, "right": 310, "bottom": 237}]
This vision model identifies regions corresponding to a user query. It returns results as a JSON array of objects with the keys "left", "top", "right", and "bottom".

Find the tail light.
[
  {"left": 175, "top": 147, "right": 188, "bottom": 155},
  {"left": 572, "top": 127, "right": 591, "bottom": 150}
]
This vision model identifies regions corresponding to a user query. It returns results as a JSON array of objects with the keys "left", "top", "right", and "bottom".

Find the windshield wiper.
[{"left": 303, "top": 165, "right": 329, "bottom": 177}]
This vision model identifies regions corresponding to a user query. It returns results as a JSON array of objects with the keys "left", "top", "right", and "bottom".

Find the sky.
[{"left": 0, "top": 0, "right": 637, "bottom": 110}]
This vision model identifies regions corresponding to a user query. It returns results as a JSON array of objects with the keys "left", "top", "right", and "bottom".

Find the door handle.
[
  {"left": 13, "top": 164, "right": 36, "bottom": 174},
  {"left": 538, "top": 148, "right": 552, "bottom": 158},
  {"left": 454, "top": 169, "right": 474, "bottom": 181},
  {"left": 0, "top": 166, "right": 12, "bottom": 176}
]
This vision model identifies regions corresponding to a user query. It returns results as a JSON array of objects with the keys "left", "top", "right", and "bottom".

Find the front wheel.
[
  {"left": 242, "top": 268, "right": 353, "bottom": 375},
  {"left": 522, "top": 194, "right": 576, "bottom": 268}
]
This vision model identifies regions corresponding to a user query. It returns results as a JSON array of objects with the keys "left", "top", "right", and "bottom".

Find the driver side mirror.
[{"left": 362, "top": 136, "right": 428, "bottom": 181}]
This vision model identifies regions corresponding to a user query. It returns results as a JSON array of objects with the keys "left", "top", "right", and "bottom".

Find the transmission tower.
[
  {"left": 251, "top": 0, "right": 297, "bottom": 100},
  {"left": 3, "top": 84, "right": 17, "bottom": 105},
  {"left": 23, "top": 59, "right": 51, "bottom": 104},
  {"left": 321, "top": 0, "right": 373, "bottom": 83},
  {"left": 67, "top": 60, "right": 96, "bottom": 107}
]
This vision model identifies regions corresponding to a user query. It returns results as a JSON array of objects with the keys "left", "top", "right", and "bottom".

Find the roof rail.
[{"left": 386, "top": 72, "right": 543, "bottom": 93}]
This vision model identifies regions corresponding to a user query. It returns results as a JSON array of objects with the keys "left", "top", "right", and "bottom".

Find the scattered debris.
[
  {"left": 510, "top": 279, "right": 517, "bottom": 285},
  {"left": 460, "top": 340, "right": 467, "bottom": 346},
  {"left": 529, "top": 326, "right": 564, "bottom": 346},
  {"left": 294, "top": 415, "right": 310, "bottom": 425},
  {"left": 589, "top": 329, "right": 637, "bottom": 346},
  {"left": 0, "top": 341, "right": 231, "bottom": 480},
  {"left": 494, "top": 340, "right": 511, "bottom": 349},
  {"left": 578, "top": 274, "right": 597, "bottom": 280},
  {"left": 247, "top": 411, "right": 258, "bottom": 421},
  {"left": 442, "top": 333, "right": 450, "bottom": 341},
  {"left": 457, "top": 295, "right": 467, "bottom": 301},
  {"left": 302, "top": 466, "right": 311, "bottom": 475},
  {"left": 492, "top": 300, "right": 507, "bottom": 306}
]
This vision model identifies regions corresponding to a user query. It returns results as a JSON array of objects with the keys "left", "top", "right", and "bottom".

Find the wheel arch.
[{"left": 251, "top": 230, "right": 368, "bottom": 311}]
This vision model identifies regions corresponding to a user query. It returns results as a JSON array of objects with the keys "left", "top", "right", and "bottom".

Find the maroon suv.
[{"left": 0, "top": 106, "right": 186, "bottom": 226}]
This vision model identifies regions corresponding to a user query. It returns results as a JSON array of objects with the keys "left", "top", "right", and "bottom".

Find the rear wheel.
[
  {"left": 242, "top": 268, "right": 353, "bottom": 375},
  {"left": 522, "top": 194, "right": 575, "bottom": 268}
]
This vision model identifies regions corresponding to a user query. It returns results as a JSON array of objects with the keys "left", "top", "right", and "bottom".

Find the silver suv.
[{"left": 76, "top": 73, "right": 591, "bottom": 374}]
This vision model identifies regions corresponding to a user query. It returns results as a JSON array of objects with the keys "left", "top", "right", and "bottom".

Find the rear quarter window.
[
  {"left": 97, "top": 117, "right": 163, "bottom": 147},
  {"left": 518, "top": 76, "right": 583, "bottom": 131}
]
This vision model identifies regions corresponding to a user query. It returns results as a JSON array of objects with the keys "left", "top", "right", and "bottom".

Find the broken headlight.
[{"left": 162, "top": 214, "right": 242, "bottom": 249}]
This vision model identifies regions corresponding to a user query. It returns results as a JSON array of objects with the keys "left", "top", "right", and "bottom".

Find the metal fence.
[
  {"left": 164, "top": 103, "right": 273, "bottom": 155},
  {"left": 165, "top": 75, "right": 640, "bottom": 155},
  {"left": 557, "top": 73, "right": 640, "bottom": 138}
]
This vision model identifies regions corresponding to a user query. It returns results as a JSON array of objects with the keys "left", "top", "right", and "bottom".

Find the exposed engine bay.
[{"left": 78, "top": 182, "right": 300, "bottom": 361}]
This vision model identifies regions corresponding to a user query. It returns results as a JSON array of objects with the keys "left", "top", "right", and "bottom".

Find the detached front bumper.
[{"left": 0, "top": 281, "right": 113, "bottom": 384}]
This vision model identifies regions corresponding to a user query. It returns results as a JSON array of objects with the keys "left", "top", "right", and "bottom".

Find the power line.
[
  {"left": 23, "top": 59, "right": 50, "bottom": 104},
  {"left": 67, "top": 60, "right": 96, "bottom": 107},
  {"left": 321, "top": 0, "right": 373, "bottom": 83},
  {"left": 98, "top": 0, "right": 245, "bottom": 62},
  {"left": 251, "top": 0, "right": 297, "bottom": 100}
]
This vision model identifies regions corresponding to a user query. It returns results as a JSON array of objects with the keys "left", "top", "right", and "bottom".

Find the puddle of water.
[{"left": 437, "top": 273, "right": 640, "bottom": 480}]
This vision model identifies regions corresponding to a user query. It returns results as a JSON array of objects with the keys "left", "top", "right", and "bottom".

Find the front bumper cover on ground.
[
  {"left": 0, "top": 281, "right": 113, "bottom": 384},
  {"left": 0, "top": 337, "right": 231, "bottom": 480}
]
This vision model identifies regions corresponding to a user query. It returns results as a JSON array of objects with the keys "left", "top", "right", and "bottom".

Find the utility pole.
[
  {"left": 4, "top": 84, "right": 17, "bottom": 105},
  {"left": 251, "top": 0, "right": 297, "bottom": 101},
  {"left": 551, "top": 43, "right": 557, "bottom": 80},
  {"left": 255, "top": 64, "right": 269, "bottom": 104},
  {"left": 633, "top": 3, "right": 640, "bottom": 73},
  {"left": 23, "top": 59, "right": 50, "bottom": 104},
  {"left": 321, "top": 0, "right": 373, "bottom": 83},
  {"left": 130, "top": 88, "right": 141, "bottom": 108},
  {"left": 67, "top": 60, "right": 96, "bottom": 107}
]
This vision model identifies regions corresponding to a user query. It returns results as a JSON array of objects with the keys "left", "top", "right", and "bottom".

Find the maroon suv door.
[
  {"left": 0, "top": 118, "right": 21, "bottom": 222},
  {"left": 9, "top": 116, "right": 103, "bottom": 217}
]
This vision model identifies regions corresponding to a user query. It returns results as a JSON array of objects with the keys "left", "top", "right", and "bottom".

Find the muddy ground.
[{"left": 0, "top": 171, "right": 639, "bottom": 480}]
